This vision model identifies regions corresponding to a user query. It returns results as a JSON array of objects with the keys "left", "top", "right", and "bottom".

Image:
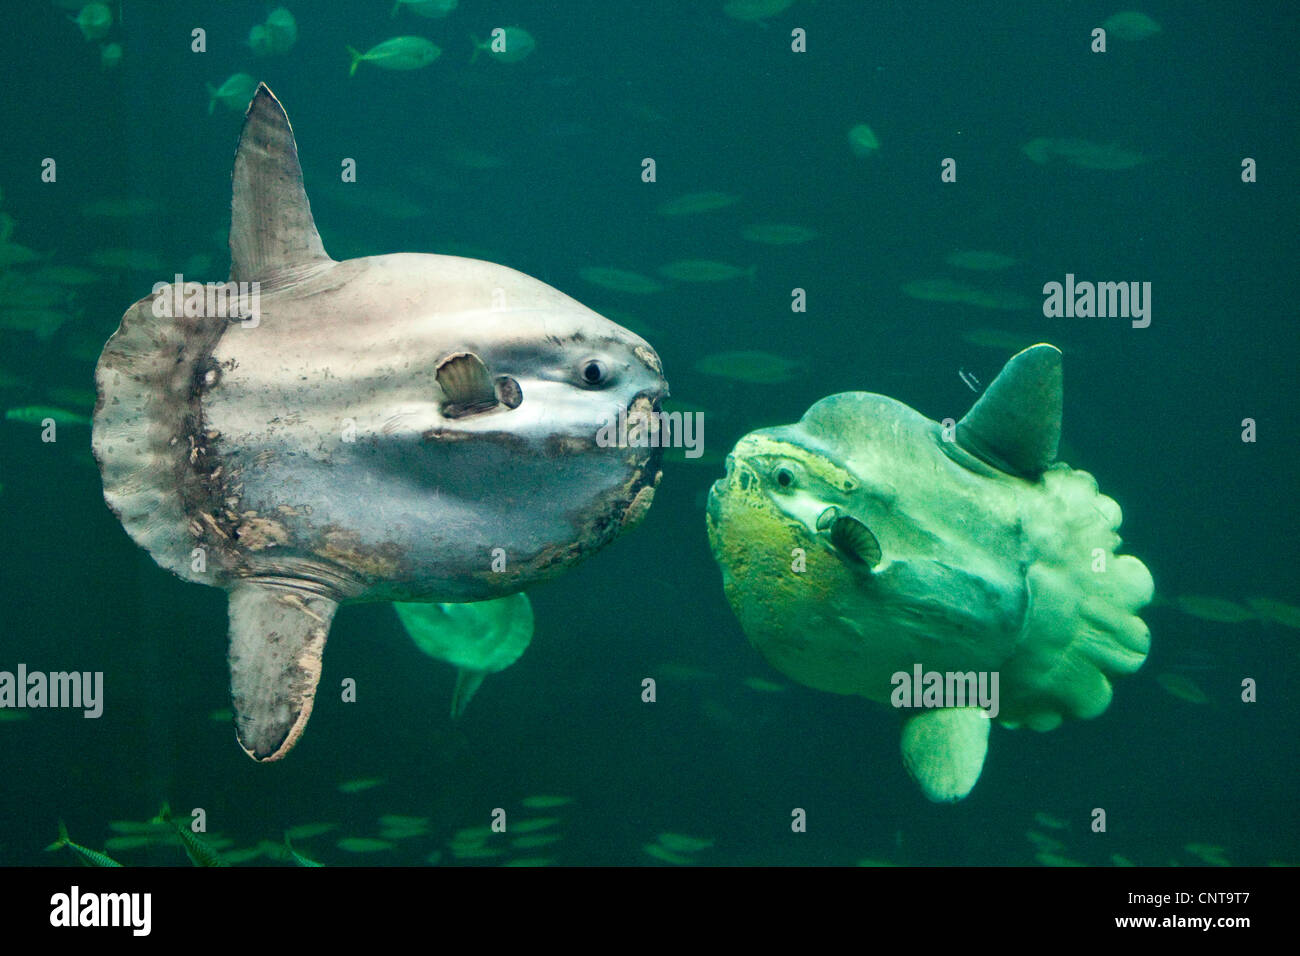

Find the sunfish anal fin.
[
  {"left": 437, "top": 352, "right": 500, "bottom": 418},
  {"left": 227, "top": 581, "right": 338, "bottom": 762},
  {"left": 900, "top": 707, "right": 991, "bottom": 803},
  {"left": 230, "top": 82, "right": 333, "bottom": 287},
  {"left": 956, "top": 343, "right": 1062, "bottom": 478}
]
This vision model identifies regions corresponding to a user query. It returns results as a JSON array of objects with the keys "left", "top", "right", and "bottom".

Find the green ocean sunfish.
[{"left": 706, "top": 345, "right": 1153, "bottom": 802}]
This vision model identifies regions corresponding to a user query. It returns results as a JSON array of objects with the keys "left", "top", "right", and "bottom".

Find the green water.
[{"left": 1, "top": 1, "right": 1296, "bottom": 867}]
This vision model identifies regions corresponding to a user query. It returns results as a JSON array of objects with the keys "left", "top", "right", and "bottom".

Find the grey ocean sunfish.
[{"left": 93, "top": 84, "right": 667, "bottom": 762}]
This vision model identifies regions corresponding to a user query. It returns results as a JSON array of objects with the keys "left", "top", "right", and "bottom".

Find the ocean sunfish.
[
  {"left": 706, "top": 344, "right": 1152, "bottom": 801},
  {"left": 93, "top": 84, "right": 667, "bottom": 762}
]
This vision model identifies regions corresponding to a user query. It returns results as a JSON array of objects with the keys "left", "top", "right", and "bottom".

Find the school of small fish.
[{"left": 11, "top": 3, "right": 1292, "bottom": 871}]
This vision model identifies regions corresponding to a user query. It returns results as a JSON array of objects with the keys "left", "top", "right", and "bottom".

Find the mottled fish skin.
[
  {"left": 196, "top": 255, "right": 666, "bottom": 603},
  {"left": 706, "top": 345, "right": 1153, "bottom": 801},
  {"left": 93, "top": 84, "right": 668, "bottom": 762}
]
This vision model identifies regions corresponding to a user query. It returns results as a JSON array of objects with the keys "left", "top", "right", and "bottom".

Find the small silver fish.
[
  {"left": 46, "top": 821, "right": 123, "bottom": 867},
  {"left": 348, "top": 37, "right": 440, "bottom": 75},
  {"left": 5, "top": 405, "right": 91, "bottom": 426}
]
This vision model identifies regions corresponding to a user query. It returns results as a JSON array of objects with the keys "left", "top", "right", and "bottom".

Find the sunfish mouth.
[
  {"left": 705, "top": 484, "right": 723, "bottom": 525},
  {"left": 706, "top": 453, "right": 735, "bottom": 510},
  {"left": 582, "top": 390, "right": 665, "bottom": 535},
  {"left": 709, "top": 452, "right": 760, "bottom": 498},
  {"left": 624, "top": 389, "right": 666, "bottom": 476}
]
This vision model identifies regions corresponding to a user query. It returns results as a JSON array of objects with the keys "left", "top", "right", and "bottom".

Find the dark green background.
[{"left": 0, "top": 0, "right": 1295, "bottom": 865}]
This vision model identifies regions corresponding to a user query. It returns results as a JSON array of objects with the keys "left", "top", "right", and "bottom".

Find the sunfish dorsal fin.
[
  {"left": 956, "top": 343, "right": 1062, "bottom": 478},
  {"left": 230, "top": 82, "right": 331, "bottom": 285}
]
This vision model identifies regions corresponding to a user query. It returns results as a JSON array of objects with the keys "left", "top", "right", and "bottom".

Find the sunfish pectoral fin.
[
  {"left": 450, "top": 668, "right": 489, "bottom": 720},
  {"left": 227, "top": 581, "right": 338, "bottom": 762},
  {"left": 437, "top": 351, "right": 500, "bottom": 418},
  {"left": 899, "top": 707, "right": 991, "bottom": 803},
  {"left": 816, "top": 508, "right": 882, "bottom": 568},
  {"left": 956, "top": 343, "right": 1062, "bottom": 478}
]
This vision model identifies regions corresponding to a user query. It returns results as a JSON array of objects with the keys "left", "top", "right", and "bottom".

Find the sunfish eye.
[{"left": 580, "top": 358, "right": 608, "bottom": 387}]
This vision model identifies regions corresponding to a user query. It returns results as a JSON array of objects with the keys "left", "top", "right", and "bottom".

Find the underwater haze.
[{"left": 0, "top": 0, "right": 1297, "bottom": 868}]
